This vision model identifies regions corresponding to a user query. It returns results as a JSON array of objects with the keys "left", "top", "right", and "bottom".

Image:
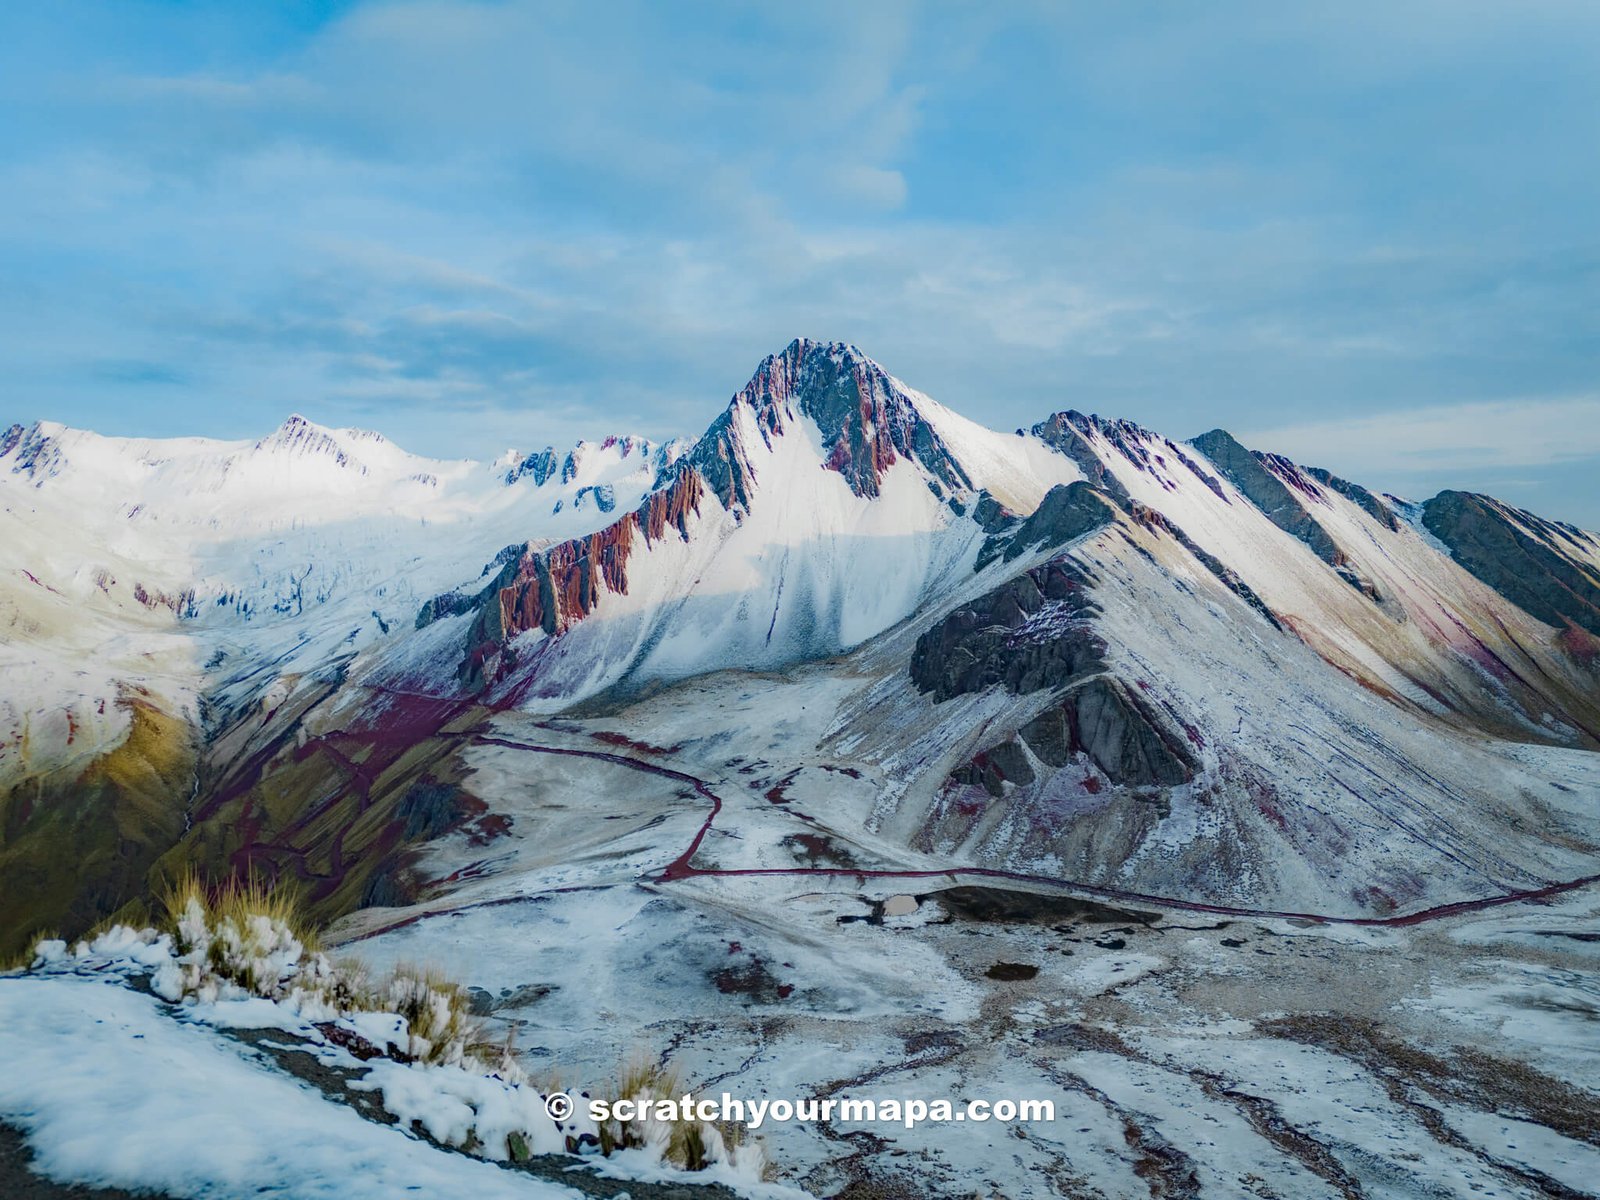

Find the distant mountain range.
[{"left": 3, "top": 338, "right": 1598, "bottom": 954}]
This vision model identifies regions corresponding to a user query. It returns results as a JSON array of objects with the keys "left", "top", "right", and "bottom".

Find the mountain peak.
[
  {"left": 0, "top": 420, "right": 68, "bottom": 483},
  {"left": 686, "top": 338, "right": 973, "bottom": 507},
  {"left": 254, "top": 414, "right": 367, "bottom": 472}
]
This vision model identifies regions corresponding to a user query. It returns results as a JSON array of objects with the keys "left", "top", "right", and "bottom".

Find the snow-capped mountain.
[
  {"left": 0, "top": 413, "right": 682, "bottom": 763},
  {"left": 3, "top": 339, "right": 1598, "bottom": 955}
]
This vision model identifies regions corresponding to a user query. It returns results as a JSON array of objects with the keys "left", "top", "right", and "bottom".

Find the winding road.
[{"left": 464, "top": 731, "right": 1600, "bottom": 932}]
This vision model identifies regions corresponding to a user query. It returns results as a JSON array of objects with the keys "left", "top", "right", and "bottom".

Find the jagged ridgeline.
[{"left": 3, "top": 338, "right": 1599, "bottom": 953}]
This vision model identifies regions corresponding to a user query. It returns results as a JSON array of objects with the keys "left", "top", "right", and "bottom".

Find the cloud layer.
[{"left": 2, "top": 1, "right": 1597, "bottom": 523}]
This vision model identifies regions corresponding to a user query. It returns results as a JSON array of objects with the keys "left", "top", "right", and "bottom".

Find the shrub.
[
  {"left": 600, "top": 1053, "right": 765, "bottom": 1176},
  {"left": 23, "top": 875, "right": 771, "bottom": 1182},
  {"left": 383, "top": 963, "right": 480, "bottom": 1067}
]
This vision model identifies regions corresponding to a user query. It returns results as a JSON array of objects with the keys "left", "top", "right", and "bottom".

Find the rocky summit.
[{"left": 3, "top": 340, "right": 1599, "bottom": 1198}]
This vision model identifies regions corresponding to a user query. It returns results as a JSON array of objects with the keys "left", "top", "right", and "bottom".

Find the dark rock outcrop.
[
  {"left": 1423, "top": 491, "right": 1600, "bottom": 636},
  {"left": 575, "top": 484, "right": 616, "bottom": 513},
  {"left": 1030, "top": 413, "right": 1133, "bottom": 507},
  {"left": 1305, "top": 466, "right": 1400, "bottom": 531},
  {"left": 504, "top": 447, "right": 559, "bottom": 487},
  {"left": 976, "top": 481, "right": 1118, "bottom": 569},
  {"left": 414, "top": 589, "right": 478, "bottom": 629},
  {"left": 1019, "top": 677, "right": 1197, "bottom": 785},
  {"left": 970, "top": 491, "right": 1018, "bottom": 534},
  {"left": 1189, "top": 430, "right": 1343, "bottom": 565},
  {"left": 395, "top": 778, "right": 468, "bottom": 840},
  {"left": 911, "top": 558, "right": 1105, "bottom": 702},
  {"left": 950, "top": 736, "right": 1037, "bottom": 795},
  {"left": 918, "top": 509, "right": 1201, "bottom": 793}
]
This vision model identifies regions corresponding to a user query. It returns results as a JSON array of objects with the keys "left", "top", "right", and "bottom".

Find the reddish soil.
[{"left": 462, "top": 733, "right": 1600, "bottom": 931}]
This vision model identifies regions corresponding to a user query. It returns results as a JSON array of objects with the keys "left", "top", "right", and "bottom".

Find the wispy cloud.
[
  {"left": 0, "top": 1, "right": 1597, "bottom": 523},
  {"left": 1243, "top": 396, "right": 1600, "bottom": 474}
]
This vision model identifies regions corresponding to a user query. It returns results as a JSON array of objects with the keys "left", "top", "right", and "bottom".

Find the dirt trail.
[{"left": 454, "top": 733, "right": 1600, "bottom": 931}]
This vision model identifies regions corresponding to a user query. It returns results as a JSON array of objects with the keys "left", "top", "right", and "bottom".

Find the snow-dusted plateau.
[{"left": 3, "top": 338, "right": 1599, "bottom": 1198}]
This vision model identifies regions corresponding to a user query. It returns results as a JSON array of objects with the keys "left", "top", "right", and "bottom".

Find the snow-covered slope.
[
  {"left": 0, "top": 415, "right": 683, "bottom": 948},
  {"left": 2, "top": 337, "right": 1598, "bottom": 950},
  {"left": 0, "top": 415, "right": 682, "bottom": 779},
  {"left": 390, "top": 341, "right": 1086, "bottom": 706}
]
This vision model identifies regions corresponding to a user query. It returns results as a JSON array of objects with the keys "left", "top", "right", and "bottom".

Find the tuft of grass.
[
  {"left": 599, "top": 1052, "right": 751, "bottom": 1170},
  {"left": 384, "top": 962, "right": 479, "bottom": 1066},
  {"left": 152, "top": 872, "right": 483, "bottom": 1066},
  {"left": 153, "top": 869, "right": 327, "bottom": 1002},
  {"left": 617, "top": 1052, "right": 680, "bottom": 1106},
  {"left": 0, "top": 929, "right": 57, "bottom": 973},
  {"left": 324, "top": 955, "right": 378, "bottom": 1015},
  {"left": 18, "top": 887, "right": 776, "bottom": 1179},
  {"left": 474, "top": 1024, "right": 529, "bottom": 1084},
  {"left": 160, "top": 870, "right": 316, "bottom": 949}
]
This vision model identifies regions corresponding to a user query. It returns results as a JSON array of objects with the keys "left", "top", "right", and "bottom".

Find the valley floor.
[{"left": 318, "top": 706, "right": 1600, "bottom": 1199}]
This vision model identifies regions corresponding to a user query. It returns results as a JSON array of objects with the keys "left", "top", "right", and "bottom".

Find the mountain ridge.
[{"left": 2, "top": 338, "right": 1598, "bottom": 955}]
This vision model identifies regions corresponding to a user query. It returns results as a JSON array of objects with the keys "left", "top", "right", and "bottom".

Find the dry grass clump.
[
  {"left": 384, "top": 962, "right": 481, "bottom": 1067},
  {"left": 152, "top": 872, "right": 478, "bottom": 1066},
  {"left": 1, "top": 930, "right": 57, "bottom": 973},
  {"left": 24, "top": 875, "right": 772, "bottom": 1180},
  {"left": 599, "top": 1052, "right": 760, "bottom": 1174},
  {"left": 163, "top": 871, "right": 320, "bottom": 998}
]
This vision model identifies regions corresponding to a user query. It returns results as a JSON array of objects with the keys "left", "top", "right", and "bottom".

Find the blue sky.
[{"left": 3, "top": 1, "right": 1598, "bottom": 524}]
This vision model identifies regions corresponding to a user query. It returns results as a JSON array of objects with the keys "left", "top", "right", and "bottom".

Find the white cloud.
[{"left": 1242, "top": 396, "right": 1600, "bottom": 473}]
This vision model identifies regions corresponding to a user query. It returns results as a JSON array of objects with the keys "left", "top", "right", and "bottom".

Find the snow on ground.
[
  {"left": 0, "top": 415, "right": 675, "bottom": 785},
  {"left": 325, "top": 732, "right": 1600, "bottom": 1200},
  {"left": 3, "top": 921, "right": 804, "bottom": 1200},
  {"left": 0, "top": 973, "right": 582, "bottom": 1200},
  {"left": 7, "top": 351, "right": 1600, "bottom": 1198}
]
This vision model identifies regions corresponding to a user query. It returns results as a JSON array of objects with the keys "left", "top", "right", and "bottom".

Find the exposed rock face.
[
  {"left": 1020, "top": 677, "right": 1196, "bottom": 786},
  {"left": 915, "top": 488, "right": 1208, "bottom": 802},
  {"left": 575, "top": 484, "right": 616, "bottom": 513},
  {"left": 442, "top": 339, "right": 989, "bottom": 686},
  {"left": 1190, "top": 430, "right": 1387, "bottom": 600},
  {"left": 428, "top": 463, "right": 706, "bottom": 686},
  {"left": 1190, "top": 430, "right": 1344, "bottom": 565},
  {"left": 1423, "top": 490, "right": 1600, "bottom": 636},
  {"left": 1, "top": 423, "right": 67, "bottom": 483},
  {"left": 911, "top": 557, "right": 1105, "bottom": 702},
  {"left": 394, "top": 778, "right": 468, "bottom": 840},
  {"left": 951, "top": 736, "right": 1037, "bottom": 795},
  {"left": 694, "top": 338, "right": 975, "bottom": 506},
  {"left": 1023, "top": 421, "right": 1284, "bottom": 628},
  {"left": 976, "top": 481, "right": 1118, "bottom": 569},
  {"left": 1305, "top": 466, "right": 1399, "bottom": 531},
  {"left": 504, "top": 447, "right": 558, "bottom": 486},
  {"left": 943, "top": 675, "right": 1198, "bottom": 799},
  {"left": 1030, "top": 413, "right": 1133, "bottom": 506},
  {"left": 682, "top": 403, "right": 760, "bottom": 515},
  {"left": 970, "top": 491, "right": 1018, "bottom": 534},
  {"left": 1033, "top": 410, "right": 1237, "bottom": 508},
  {"left": 496, "top": 466, "right": 703, "bottom": 637},
  {"left": 254, "top": 415, "right": 366, "bottom": 472}
]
